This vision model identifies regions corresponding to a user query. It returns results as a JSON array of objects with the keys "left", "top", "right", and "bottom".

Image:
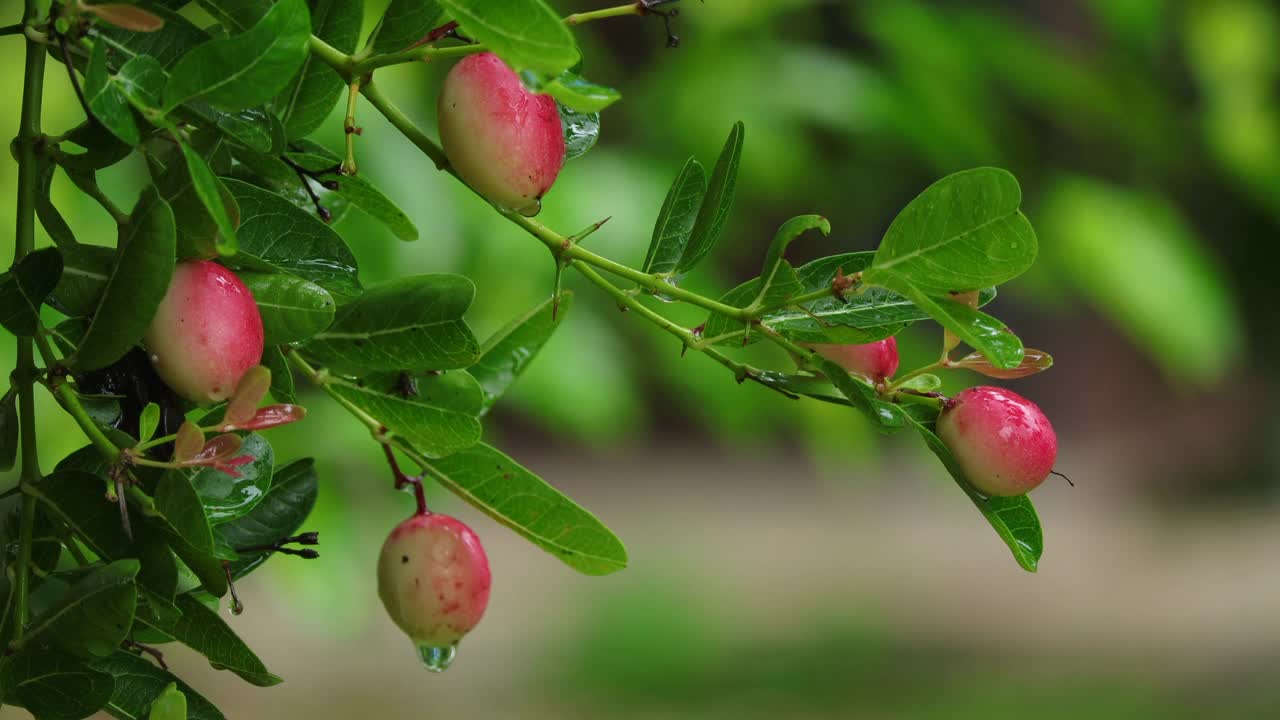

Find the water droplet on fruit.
[
  {"left": 517, "top": 198, "right": 541, "bottom": 217},
  {"left": 416, "top": 642, "right": 457, "bottom": 673}
]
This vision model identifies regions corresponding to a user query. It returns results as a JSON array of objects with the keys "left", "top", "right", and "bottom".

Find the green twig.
[{"left": 11, "top": 0, "right": 48, "bottom": 644}]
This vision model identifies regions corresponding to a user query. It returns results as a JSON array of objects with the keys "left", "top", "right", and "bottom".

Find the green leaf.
[
  {"left": 36, "top": 157, "right": 80, "bottom": 248},
  {"left": 426, "top": 443, "right": 627, "bottom": 575},
  {"left": 862, "top": 167, "right": 1037, "bottom": 294},
  {"left": 239, "top": 272, "right": 335, "bottom": 345},
  {"left": 306, "top": 274, "right": 479, "bottom": 373},
  {"left": 50, "top": 244, "right": 114, "bottom": 317},
  {"left": 642, "top": 158, "right": 706, "bottom": 275},
  {"left": 114, "top": 55, "right": 167, "bottom": 118},
  {"left": 438, "top": 0, "right": 579, "bottom": 74},
  {"left": 324, "top": 172, "right": 418, "bottom": 241},
  {"left": 74, "top": 188, "right": 176, "bottom": 371},
  {"left": 23, "top": 560, "right": 140, "bottom": 658},
  {"left": 186, "top": 102, "right": 281, "bottom": 155},
  {"left": 0, "top": 247, "right": 63, "bottom": 336},
  {"left": 217, "top": 458, "right": 318, "bottom": 579},
  {"left": 147, "top": 683, "right": 186, "bottom": 720},
  {"left": 139, "top": 403, "right": 160, "bottom": 444},
  {"left": 151, "top": 471, "right": 227, "bottom": 597},
  {"left": 676, "top": 121, "right": 744, "bottom": 273},
  {"left": 874, "top": 272, "right": 1024, "bottom": 369},
  {"left": 222, "top": 179, "right": 361, "bottom": 299},
  {"left": 58, "top": 119, "right": 132, "bottom": 173},
  {"left": 906, "top": 411, "right": 1043, "bottom": 572},
  {"left": 177, "top": 142, "right": 238, "bottom": 255},
  {"left": 819, "top": 359, "right": 906, "bottom": 432},
  {"left": 366, "top": 0, "right": 444, "bottom": 54},
  {"left": 96, "top": 7, "right": 210, "bottom": 68},
  {"left": 138, "top": 594, "right": 281, "bottom": 687},
  {"left": 700, "top": 262, "right": 802, "bottom": 343},
  {"left": 559, "top": 105, "right": 600, "bottom": 161},
  {"left": 84, "top": 40, "right": 142, "bottom": 145},
  {"left": 0, "top": 390, "right": 16, "bottom": 472},
  {"left": 278, "top": 0, "right": 363, "bottom": 140},
  {"left": 283, "top": 141, "right": 419, "bottom": 240},
  {"left": 33, "top": 471, "right": 182, "bottom": 603},
  {"left": 0, "top": 651, "right": 114, "bottom": 720},
  {"left": 195, "top": 0, "right": 269, "bottom": 32},
  {"left": 542, "top": 71, "right": 621, "bottom": 113},
  {"left": 164, "top": 0, "right": 312, "bottom": 113},
  {"left": 91, "top": 651, "right": 226, "bottom": 720},
  {"left": 328, "top": 372, "right": 482, "bottom": 458},
  {"left": 152, "top": 134, "right": 240, "bottom": 259},
  {"left": 470, "top": 292, "right": 571, "bottom": 413},
  {"left": 753, "top": 214, "right": 831, "bottom": 306},
  {"left": 261, "top": 346, "right": 296, "bottom": 404}
]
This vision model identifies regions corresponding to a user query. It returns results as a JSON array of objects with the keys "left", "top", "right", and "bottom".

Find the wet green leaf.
[
  {"left": 189, "top": 434, "right": 273, "bottom": 524},
  {"left": 875, "top": 273, "right": 1024, "bottom": 369},
  {"left": 239, "top": 272, "right": 335, "bottom": 345},
  {"left": 542, "top": 71, "right": 621, "bottom": 113},
  {"left": 137, "top": 594, "right": 280, "bottom": 687},
  {"left": 676, "top": 122, "right": 743, "bottom": 273},
  {"left": 559, "top": 105, "right": 600, "bottom": 161},
  {"left": 642, "top": 157, "right": 706, "bottom": 275},
  {"left": 306, "top": 274, "right": 479, "bottom": 373}
]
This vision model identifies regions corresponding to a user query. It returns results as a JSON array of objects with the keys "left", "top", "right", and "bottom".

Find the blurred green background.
[{"left": 4, "top": 0, "right": 1280, "bottom": 717}]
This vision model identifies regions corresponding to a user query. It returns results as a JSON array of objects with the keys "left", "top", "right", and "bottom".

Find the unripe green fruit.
[
  {"left": 937, "top": 386, "right": 1058, "bottom": 497},
  {"left": 438, "top": 52, "right": 566, "bottom": 214},
  {"left": 145, "top": 260, "right": 264, "bottom": 404},
  {"left": 378, "top": 513, "right": 491, "bottom": 671},
  {"left": 809, "top": 337, "right": 899, "bottom": 382}
]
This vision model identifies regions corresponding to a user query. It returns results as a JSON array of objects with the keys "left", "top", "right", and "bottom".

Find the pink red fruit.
[
  {"left": 937, "top": 386, "right": 1058, "bottom": 497},
  {"left": 810, "top": 337, "right": 900, "bottom": 383},
  {"left": 378, "top": 513, "right": 491, "bottom": 653},
  {"left": 145, "top": 260, "right": 264, "bottom": 404},
  {"left": 438, "top": 52, "right": 566, "bottom": 214}
]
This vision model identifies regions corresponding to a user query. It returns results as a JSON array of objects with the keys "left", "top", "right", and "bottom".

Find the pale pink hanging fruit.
[
  {"left": 378, "top": 513, "right": 491, "bottom": 670},
  {"left": 937, "top": 386, "right": 1058, "bottom": 497},
  {"left": 809, "top": 337, "right": 900, "bottom": 382},
  {"left": 438, "top": 52, "right": 566, "bottom": 214},
  {"left": 145, "top": 260, "right": 264, "bottom": 404}
]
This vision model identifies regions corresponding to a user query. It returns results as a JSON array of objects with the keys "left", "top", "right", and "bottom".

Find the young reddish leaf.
[
  {"left": 953, "top": 349, "right": 1053, "bottom": 379},
  {"left": 173, "top": 420, "right": 205, "bottom": 462},
  {"left": 212, "top": 453, "right": 255, "bottom": 478},
  {"left": 189, "top": 433, "right": 242, "bottom": 465},
  {"left": 232, "top": 404, "right": 306, "bottom": 431},
  {"left": 225, "top": 365, "right": 272, "bottom": 426},
  {"left": 84, "top": 4, "right": 166, "bottom": 32}
]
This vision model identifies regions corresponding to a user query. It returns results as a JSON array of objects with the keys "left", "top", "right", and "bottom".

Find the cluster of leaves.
[{"left": 1, "top": 0, "right": 626, "bottom": 718}]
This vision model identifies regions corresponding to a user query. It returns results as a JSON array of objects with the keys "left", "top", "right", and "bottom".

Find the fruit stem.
[
  {"left": 341, "top": 80, "right": 361, "bottom": 175},
  {"left": 382, "top": 444, "right": 430, "bottom": 515}
]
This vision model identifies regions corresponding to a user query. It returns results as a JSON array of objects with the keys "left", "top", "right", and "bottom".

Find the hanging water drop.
[
  {"left": 416, "top": 643, "right": 458, "bottom": 673},
  {"left": 518, "top": 198, "right": 542, "bottom": 217}
]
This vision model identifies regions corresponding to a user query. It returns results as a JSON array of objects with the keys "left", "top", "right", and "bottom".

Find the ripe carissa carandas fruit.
[
  {"left": 145, "top": 260, "right": 264, "bottom": 404},
  {"left": 809, "top": 337, "right": 900, "bottom": 383},
  {"left": 937, "top": 386, "right": 1058, "bottom": 497},
  {"left": 378, "top": 513, "right": 491, "bottom": 672},
  {"left": 438, "top": 52, "right": 566, "bottom": 214}
]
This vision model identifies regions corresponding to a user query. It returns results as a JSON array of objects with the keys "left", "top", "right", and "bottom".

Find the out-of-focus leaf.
[
  {"left": 1040, "top": 177, "right": 1242, "bottom": 385},
  {"left": 146, "top": 683, "right": 186, "bottom": 720}
]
